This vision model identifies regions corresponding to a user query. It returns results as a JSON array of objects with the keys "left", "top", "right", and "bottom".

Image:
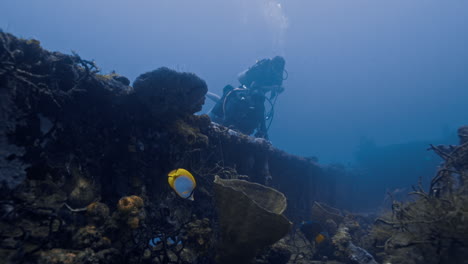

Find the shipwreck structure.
[{"left": 0, "top": 32, "right": 337, "bottom": 263}]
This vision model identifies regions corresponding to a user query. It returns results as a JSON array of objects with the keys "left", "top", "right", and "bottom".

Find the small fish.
[
  {"left": 168, "top": 168, "right": 196, "bottom": 201},
  {"left": 300, "top": 220, "right": 328, "bottom": 244},
  {"left": 149, "top": 236, "right": 181, "bottom": 247},
  {"left": 315, "top": 233, "right": 326, "bottom": 244}
]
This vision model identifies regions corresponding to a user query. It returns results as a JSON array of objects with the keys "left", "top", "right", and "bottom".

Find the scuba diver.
[{"left": 208, "top": 56, "right": 287, "bottom": 139}]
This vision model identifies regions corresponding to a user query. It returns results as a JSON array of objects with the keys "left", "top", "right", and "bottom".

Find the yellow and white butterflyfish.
[{"left": 167, "top": 168, "right": 196, "bottom": 201}]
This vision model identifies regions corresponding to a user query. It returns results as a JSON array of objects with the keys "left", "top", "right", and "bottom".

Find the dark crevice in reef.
[{"left": 1, "top": 32, "right": 467, "bottom": 264}]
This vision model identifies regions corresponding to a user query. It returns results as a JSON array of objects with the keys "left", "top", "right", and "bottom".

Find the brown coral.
[
  {"left": 86, "top": 202, "right": 110, "bottom": 224},
  {"left": 117, "top": 195, "right": 144, "bottom": 215},
  {"left": 127, "top": 217, "right": 140, "bottom": 229},
  {"left": 130, "top": 195, "right": 144, "bottom": 208},
  {"left": 116, "top": 195, "right": 144, "bottom": 229}
]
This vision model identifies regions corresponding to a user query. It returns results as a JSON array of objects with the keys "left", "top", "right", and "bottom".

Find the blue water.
[{"left": 2, "top": 0, "right": 467, "bottom": 210}]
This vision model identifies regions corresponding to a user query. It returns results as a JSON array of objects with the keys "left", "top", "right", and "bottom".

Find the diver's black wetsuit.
[{"left": 238, "top": 57, "right": 285, "bottom": 89}]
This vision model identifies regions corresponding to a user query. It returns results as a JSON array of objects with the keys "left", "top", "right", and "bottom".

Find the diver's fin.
[{"left": 206, "top": 92, "right": 221, "bottom": 103}]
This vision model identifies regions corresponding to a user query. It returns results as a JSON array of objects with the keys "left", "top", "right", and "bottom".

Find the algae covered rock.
[
  {"left": 183, "top": 218, "right": 213, "bottom": 254},
  {"left": 72, "top": 225, "right": 111, "bottom": 250},
  {"left": 38, "top": 248, "right": 119, "bottom": 264},
  {"left": 133, "top": 67, "right": 208, "bottom": 118},
  {"left": 213, "top": 175, "right": 292, "bottom": 264}
]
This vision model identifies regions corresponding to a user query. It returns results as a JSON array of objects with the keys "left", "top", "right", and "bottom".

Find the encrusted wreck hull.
[{"left": 0, "top": 32, "right": 331, "bottom": 264}]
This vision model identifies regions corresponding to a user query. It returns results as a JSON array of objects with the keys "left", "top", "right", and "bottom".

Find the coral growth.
[
  {"left": 86, "top": 202, "right": 110, "bottom": 224},
  {"left": 170, "top": 118, "right": 209, "bottom": 147},
  {"left": 182, "top": 218, "right": 213, "bottom": 255},
  {"left": 117, "top": 195, "right": 145, "bottom": 229},
  {"left": 213, "top": 175, "right": 292, "bottom": 264},
  {"left": 117, "top": 195, "right": 144, "bottom": 214},
  {"left": 368, "top": 132, "right": 468, "bottom": 264},
  {"left": 132, "top": 67, "right": 208, "bottom": 118}
]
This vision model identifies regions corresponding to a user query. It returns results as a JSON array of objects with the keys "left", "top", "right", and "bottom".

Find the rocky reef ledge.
[{"left": 0, "top": 32, "right": 336, "bottom": 263}]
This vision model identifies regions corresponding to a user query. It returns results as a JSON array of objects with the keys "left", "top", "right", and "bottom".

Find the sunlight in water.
[
  {"left": 262, "top": 0, "right": 288, "bottom": 53},
  {"left": 239, "top": 0, "right": 288, "bottom": 54}
]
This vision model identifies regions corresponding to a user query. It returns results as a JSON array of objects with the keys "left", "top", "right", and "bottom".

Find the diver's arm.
[{"left": 206, "top": 91, "right": 221, "bottom": 103}]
